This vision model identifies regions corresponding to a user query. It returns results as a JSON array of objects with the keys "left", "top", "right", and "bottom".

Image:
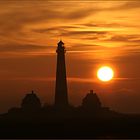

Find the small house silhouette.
[
  {"left": 21, "top": 90, "right": 41, "bottom": 111},
  {"left": 82, "top": 90, "right": 102, "bottom": 111}
]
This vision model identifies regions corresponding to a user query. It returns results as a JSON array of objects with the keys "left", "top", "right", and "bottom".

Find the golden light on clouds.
[{"left": 0, "top": 1, "right": 139, "bottom": 60}]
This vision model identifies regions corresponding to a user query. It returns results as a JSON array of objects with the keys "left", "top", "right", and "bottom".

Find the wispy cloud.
[{"left": 0, "top": 43, "right": 48, "bottom": 52}]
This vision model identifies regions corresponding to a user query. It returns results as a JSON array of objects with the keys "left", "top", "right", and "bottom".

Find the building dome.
[
  {"left": 82, "top": 90, "right": 101, "bottom": 111},
  {"left": 21, "top": 91, "right": 41, "bottom": 111}
]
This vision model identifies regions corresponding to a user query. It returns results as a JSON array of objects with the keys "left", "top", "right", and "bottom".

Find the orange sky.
[{"left": 0, "top": 1, "right": 140, "bottom": 113}]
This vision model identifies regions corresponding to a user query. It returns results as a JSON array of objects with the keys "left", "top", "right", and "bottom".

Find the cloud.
[
  {"left": 77, "top": 22, "right": 131, "bottom": 29},
  {"left": 119, "top": 1, "right": 140, "bottom": 10},
  {"left": 0, "top": 43, "right": 50, "bottom": 52},
  {"left": 0, "top": 1, "right": 139, "bottom": 44},
  {"left": 68, "top": 77, "right": 97, "bottom": 83},
  {"left": 60, "top": 30, "right": 107, "bottom": 37},
  {"left": 33, "top": 26, "right": 108, "bottom": 41},
  {"left": 32, "top": 25, "right": 80, "bottom": 35},
  {"left": 104, "top": 34, "right": 140, "bottom": 44},
  {"left": 64, "top": 7, "right": 94, "bottom": 19}
]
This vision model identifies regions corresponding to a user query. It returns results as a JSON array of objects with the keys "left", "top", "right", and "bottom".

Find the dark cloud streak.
[{"left": 0, "top": 43, "right": 52, "bottom": 53}]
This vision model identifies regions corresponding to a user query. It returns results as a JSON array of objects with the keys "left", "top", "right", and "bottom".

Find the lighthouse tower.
[{"left": 55, "top": 40, "right": 69, "bottom": 108}]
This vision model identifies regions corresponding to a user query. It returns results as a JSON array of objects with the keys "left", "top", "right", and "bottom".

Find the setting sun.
[{"left": 97, "top": 66, "right": 114, "bottom": 82}]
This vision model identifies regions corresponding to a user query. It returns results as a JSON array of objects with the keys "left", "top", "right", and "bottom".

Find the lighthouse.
[{"left": 55, "top": 40, "right": 69, "bottom": 108}]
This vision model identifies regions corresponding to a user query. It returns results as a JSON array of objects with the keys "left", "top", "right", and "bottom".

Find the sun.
[{"left": 97, "top": 66, "right": 114, "bottom": 82}]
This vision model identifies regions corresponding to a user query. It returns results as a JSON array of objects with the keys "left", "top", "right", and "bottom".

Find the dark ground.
[{"left": 0, "top": 110, "right": 140, "bottom": 139}]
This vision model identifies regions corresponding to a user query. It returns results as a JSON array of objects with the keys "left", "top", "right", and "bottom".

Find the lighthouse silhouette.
[{"left": 55, "top": 40, "right": 69, "bottom": 108}]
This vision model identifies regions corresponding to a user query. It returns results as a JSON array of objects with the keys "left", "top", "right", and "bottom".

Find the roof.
[{"left": 58, "top": 40, "right": 64, "bottom": 45}]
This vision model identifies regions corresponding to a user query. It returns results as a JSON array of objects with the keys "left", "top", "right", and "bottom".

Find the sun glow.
[{"left": 97, "top": 66, "right": 114, "bottom": 82}]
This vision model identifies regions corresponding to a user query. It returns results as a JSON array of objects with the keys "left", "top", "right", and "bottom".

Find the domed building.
[
  {"left": 21, "top": 91, "right": 41, "bottom": 111},
  {"left": 82, "top": 90, "right": 102, "bottom": 111}
]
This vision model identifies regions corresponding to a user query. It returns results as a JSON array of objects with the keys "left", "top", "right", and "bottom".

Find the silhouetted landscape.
[{"left": 0, "top": 41, "right": 140, "bottom": 138}]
